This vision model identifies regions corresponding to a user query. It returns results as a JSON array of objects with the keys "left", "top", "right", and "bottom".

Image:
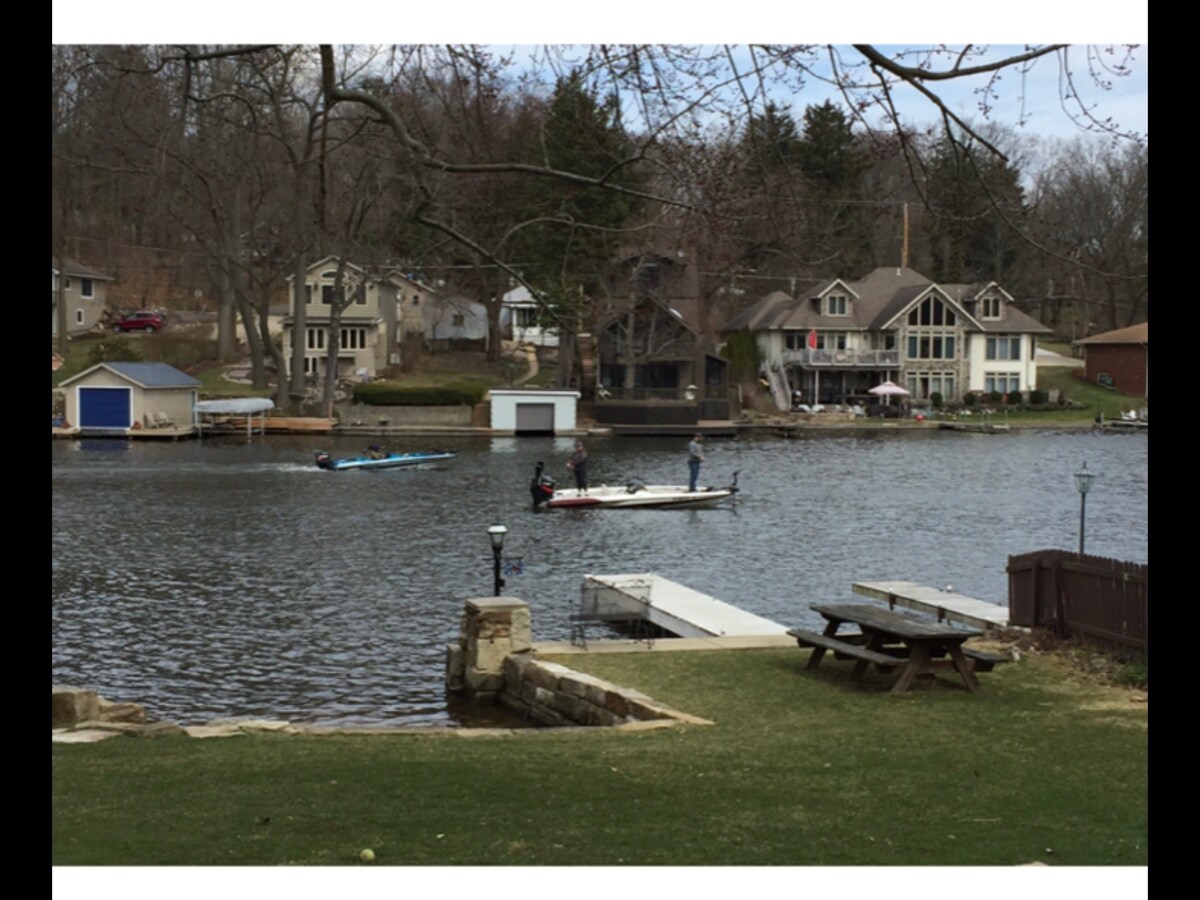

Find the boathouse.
[{"left": 59, "top": 362, "right": 200, "bottom": 436}]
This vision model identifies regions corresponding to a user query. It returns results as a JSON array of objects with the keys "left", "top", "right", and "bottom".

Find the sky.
[{"left": 52, "top": 2, "right": 1148, "bottom": 144}]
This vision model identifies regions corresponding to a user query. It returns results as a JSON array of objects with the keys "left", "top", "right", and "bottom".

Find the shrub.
[
  {"left": 1028, "top": 389, "right": 1048, "bottom": 405},
  {"left": 1006, "top": 390, "right": 1024, "bottom": 405},
  {"left": 963, "top": 392, "right": 978, "bottom": 407},
  {"left": 352, "top": 380, "right": 488, "bottom": 406},
  {"left": 929, "top": 391, "right": 944, "bottom": 409},
  {"left": 87, "top": 336, "right": 144, "bottom": 366},
  {"left": 985, "top": 391, "right": 1003, "bottom": 404},
  {"left": 1112, "top": 658, "right": 1148, "bottom": 691}
]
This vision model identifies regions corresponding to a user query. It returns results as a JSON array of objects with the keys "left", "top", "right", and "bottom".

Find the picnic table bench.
[{"left": 791, "top": 603, "right": 1007, "bottom": 693}]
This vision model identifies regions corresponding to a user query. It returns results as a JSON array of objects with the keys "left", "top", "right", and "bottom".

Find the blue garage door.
[{"left": 79, "top": 387, "right": 132, "bottom": 428}]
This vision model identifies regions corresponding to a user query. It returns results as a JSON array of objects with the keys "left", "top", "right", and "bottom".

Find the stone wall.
[
  {"left": 446, "top": 598, "right": 709, "bottom": 729},
  {"left": 336, "top": 402, "right": 474, "bottom": 426}
]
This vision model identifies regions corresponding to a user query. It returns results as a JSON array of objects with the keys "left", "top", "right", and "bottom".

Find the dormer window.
[
  {"left": 981, "top": 295, "right": 1002, "bottom": 319},
  {"left": 826, "top": 294, "right": 848, "bottom": 316}
]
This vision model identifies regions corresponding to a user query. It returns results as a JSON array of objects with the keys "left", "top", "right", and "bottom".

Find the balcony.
[{"left": 780, "top": 348, "right": 901, "bottom": 367}]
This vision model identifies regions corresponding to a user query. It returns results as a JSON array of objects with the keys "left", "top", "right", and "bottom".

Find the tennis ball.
[{"left": 359, "top": 848, "right": 375, "bottom": 862}]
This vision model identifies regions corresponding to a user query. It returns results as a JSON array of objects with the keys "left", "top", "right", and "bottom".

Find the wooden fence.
[{"left": 1007, "top": 550, "right": 1147, "bottom": 654}]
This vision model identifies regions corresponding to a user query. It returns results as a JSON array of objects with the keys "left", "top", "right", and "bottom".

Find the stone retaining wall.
[
  {"left": 446, "top": 597, "right": 708, "bottom": 728},
  {"left": 335, "top": 402, "right": 474, "bottom": 426}
]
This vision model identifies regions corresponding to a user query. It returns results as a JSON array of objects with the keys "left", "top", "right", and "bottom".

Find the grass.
[{"left": 52, "top": 646, "right": 1147, "bottom": 866}]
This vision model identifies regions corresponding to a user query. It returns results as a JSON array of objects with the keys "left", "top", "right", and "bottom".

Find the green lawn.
[{"left": 52, "top": 647, "right": 1147, "bottom": 866}]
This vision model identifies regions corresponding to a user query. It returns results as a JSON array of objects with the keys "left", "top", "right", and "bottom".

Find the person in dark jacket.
[{"left": 566, "top": 440, "right": 589, "bottom": 493}]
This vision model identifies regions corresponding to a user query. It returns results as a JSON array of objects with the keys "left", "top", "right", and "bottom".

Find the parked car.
[{"left": 113, "top": 310, "right": 166, "bottom": 333}]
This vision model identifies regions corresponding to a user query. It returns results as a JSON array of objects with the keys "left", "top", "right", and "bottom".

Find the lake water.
[{"left": 52, "top": 428, "right": 1147, "bottom": 727}]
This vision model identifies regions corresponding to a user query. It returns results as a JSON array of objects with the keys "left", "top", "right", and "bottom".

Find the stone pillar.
[{"left": 446, "top": 597, "right": 531, "bottom": 701}]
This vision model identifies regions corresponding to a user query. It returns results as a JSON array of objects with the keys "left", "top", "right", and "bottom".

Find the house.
[
  {"left": 720, "top": 267, "right": 1052, "bottom": 407},
  {"left": 500, "top": 285, "right": 559, "bottom": 348},
  {"left": 1075, "top": 322, "right": 1148, "bottom": 398},
  {"left": 424, "top": 293, "right": 490, "bottom": 349},
  {"left": 52, "top": 259, "right": 114, "bottom": 336},
  {"left": 591, "top": 294, "right": 732, "bottom": 431},
  {"left": 283, "top": 257, "right": 433, "bottom": 381},
  {"left": 59, "top": 362, "right": 200, "bottom": 435}
]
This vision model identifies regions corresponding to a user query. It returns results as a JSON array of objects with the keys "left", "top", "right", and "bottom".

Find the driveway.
[{"left": 1036, "top": 347, "right": 1084, "bottom": 368}]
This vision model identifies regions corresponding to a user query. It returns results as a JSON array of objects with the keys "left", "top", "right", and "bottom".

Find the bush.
[
  {"left": 1112, "top": 658, "right": 1148, "bottom": 691},
  {"left": 985, "top": 391, "right": 1003, "bottom": 404},
  {"left": 87, "top": 336, "right": 144, "bottom": 366},
  {"left": 963, "top": 392, "right": 978, "bottom": 407},
  {"left": 1028, "top": 389, "right": 1048, "bottom": 405},
  {"left": 929, "top": 391, "right": 944, "bottom": 409},
  {"left": 352, "top": 380, "right": 488, "bottom": 406},
  {"left": 1006, "top": 390, "right": 1024, "bottom": 405}
]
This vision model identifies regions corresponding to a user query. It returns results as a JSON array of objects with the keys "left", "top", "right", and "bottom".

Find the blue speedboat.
[{"left": 315, "top": 448, "right": 457, "bottom": 471}]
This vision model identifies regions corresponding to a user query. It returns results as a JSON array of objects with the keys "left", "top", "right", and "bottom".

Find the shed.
[
  {"left": 60, "top": 362, "right": 201, "bottom": 435},
  {"left": 489, "top": 389, "right": 581, "bottom": 435},
  {"left": 1075, "top": 322, "right": 1148, "bottom": 399}
]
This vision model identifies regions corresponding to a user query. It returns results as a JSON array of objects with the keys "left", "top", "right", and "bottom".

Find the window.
[
  {"left": 412, "top": 294, "right": 420, "bottom": 306},
  {"left": 826, "top": 294, "right": 848, "bottom": 316},
  {"left": 80, "top": 278, "right": 94, "bottom": 299},
  {"left": 515, "top": 308, "right": 538, "bottom": 327},
  {"left": 981, "top": 296, "right": 1002, "bottom": 319},
  {"left": 984, "top": 373, "right": 1020, "bottom": 394},
  {"left": 355, "top": 289, "right": 367, "bottom": 305},
  {"left": 306, "top": 328, "right": 326, "bottom": 350},
  {"left": 321, "top": 285, "right": 341, "bottom": 306},
  {"left": 452, "top": 314, "right": 465, "bottom": 327},
  {"left": 985, "top": 336, "right": 1021, "bottom": 360},
  {"left": 75, "top": 309, "right": 85, "bottom": 325},
  {"left": 340, "top": 328, "right": 367, "bottom": 350},
  {"left": 907, "top": 296, "right": 957, "bottom": 327},
  {"left": 906, "top": 373, "right": 956, "bottom": 400},
  {"left": 905, "top": 334, "right": 955, "bottom": 359},
  {"left": 815, "top": 332, "right": 847, "bottom": 350},
  {"left": 786, "top": 332, "right": 804, "bottom": 350}
]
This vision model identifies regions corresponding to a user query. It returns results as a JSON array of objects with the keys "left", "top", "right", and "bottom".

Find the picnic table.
[{"left": 788, "top": 602, "right": 998, "bottom": 694}]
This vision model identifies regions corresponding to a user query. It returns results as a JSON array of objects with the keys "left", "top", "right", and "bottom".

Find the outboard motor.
[
  {"left": 315, "top": 451, "right": 334, "bottom": 470},
  {"left": 530, "top": 461, "right": 557, "bottom": 510}
]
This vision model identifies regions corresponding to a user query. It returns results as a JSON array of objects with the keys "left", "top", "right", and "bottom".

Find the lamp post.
[
  {"left": 1074, "top": 462, "right": 1095, "bottom": 555},
  {"left": 488, "top": 524, "right": 508, "bottom": 596}
]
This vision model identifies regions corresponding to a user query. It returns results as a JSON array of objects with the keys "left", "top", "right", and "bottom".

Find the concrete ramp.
[{"left": 580, "top": 574, "right": 790, "bottom": 638}]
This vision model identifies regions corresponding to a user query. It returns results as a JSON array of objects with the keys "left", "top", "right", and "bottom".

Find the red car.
[{"left": 113, "top": 310, "right": 166, "bottom": 333}]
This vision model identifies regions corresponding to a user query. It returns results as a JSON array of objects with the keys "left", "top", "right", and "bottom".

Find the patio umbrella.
[{"left": 868, "top": 380, "right": 910, "bottom": 405}]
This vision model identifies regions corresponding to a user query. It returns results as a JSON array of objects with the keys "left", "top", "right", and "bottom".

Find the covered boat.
[
  {"left": 315, "top": 448, "right": 457, "bottom": 471},
  {"left": 530, "top": 461, "right": 738, "bottom": 509}
]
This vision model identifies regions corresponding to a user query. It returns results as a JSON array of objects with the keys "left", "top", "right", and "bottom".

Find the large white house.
[{"left": 721, "top": 266, "right": 1051, "bottom": 407}]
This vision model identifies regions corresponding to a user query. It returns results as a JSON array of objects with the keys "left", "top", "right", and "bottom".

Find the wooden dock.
[
  {"left": 579, "top": 574, "right": 789, "bottom": 638},
  {"left": 852, "top": 580, "right": 1010, "bottom": 630}
]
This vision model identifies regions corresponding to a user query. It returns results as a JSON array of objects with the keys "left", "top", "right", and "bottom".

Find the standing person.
[
  {"left": 687, "top": 433, "right": 704, "bottom": 492},
  {"left": 566, "top": 440, "right": 589, "bottom": 494}
]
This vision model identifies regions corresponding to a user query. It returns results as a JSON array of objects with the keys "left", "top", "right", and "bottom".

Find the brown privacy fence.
[{"left": 1007, "top": 550, "right": 1147, "bottom": 654}]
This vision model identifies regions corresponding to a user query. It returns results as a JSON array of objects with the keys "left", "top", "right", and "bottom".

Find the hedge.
[{"left": 352, "top": 381, "right": 488, "bottom": 406}]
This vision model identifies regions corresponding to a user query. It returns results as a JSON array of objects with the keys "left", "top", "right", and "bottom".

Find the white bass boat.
[{"left": 530, "top": 462, "right": 738, "bottom": 509}]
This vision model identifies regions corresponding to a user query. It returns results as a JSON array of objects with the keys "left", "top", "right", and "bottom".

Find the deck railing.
[{"left": 780, "top": 348, "right": 901, "bottom": 367}]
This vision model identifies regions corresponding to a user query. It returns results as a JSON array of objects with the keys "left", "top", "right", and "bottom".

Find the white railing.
[{"left": 779, "top": 349, "right": 901, "bottom": 367}]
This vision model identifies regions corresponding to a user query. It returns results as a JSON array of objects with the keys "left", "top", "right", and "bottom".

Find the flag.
[{"left": 807, "top": 329, "right": 818, "bottom": 349}]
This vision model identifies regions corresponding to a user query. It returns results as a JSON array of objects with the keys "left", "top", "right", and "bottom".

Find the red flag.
[{"left": 807, "top": 329, "right": 818, "bottom": 349}]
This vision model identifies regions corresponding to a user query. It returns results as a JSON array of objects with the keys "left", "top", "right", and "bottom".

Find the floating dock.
[
  {"left": 851, "top": 580, "right": 1010, "bottom": 630},
  {"left": 579, "top": 574, "right": 789, "bottom": 638}
]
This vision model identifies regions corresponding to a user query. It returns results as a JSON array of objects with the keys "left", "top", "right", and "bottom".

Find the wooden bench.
[
  {"left": 961, "top": 647, "right": 1012, "bottom": 672},
  {"left": 788, "top": 629, "right": 907, "bottom": 671}
]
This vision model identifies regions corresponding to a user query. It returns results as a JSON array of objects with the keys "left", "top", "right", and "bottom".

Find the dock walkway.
[
  {"left": 579, "top": 574, "right": 789, "bottom": 638},
  {"left": 851, "top": 580, "right": 1010, "bottom": 630}
]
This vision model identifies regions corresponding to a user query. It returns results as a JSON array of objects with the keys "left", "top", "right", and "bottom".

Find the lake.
[{"left": 51, "top": 428, "right": 1147, "bottom": 727}]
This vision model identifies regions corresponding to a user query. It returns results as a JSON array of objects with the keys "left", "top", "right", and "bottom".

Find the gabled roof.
[
  {"left": 1075, "top": 322, "right": 1148, "bottom": 345},
  {"left": 52, "top": 258, "right": 114, "bottom": 280},
  {"left": 60, "top": 362, "right": 201, "bottom": 389},
  {"left": 594, "top": 294, "right": 700, "bottom": 338}
]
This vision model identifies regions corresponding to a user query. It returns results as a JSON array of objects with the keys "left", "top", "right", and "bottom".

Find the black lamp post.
[
  {"left": 1074, "top": 462, "right": 1095, "bottom": 555},
  {"left": 488, "top": 524, "right": 508, "bottom": 596}
]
